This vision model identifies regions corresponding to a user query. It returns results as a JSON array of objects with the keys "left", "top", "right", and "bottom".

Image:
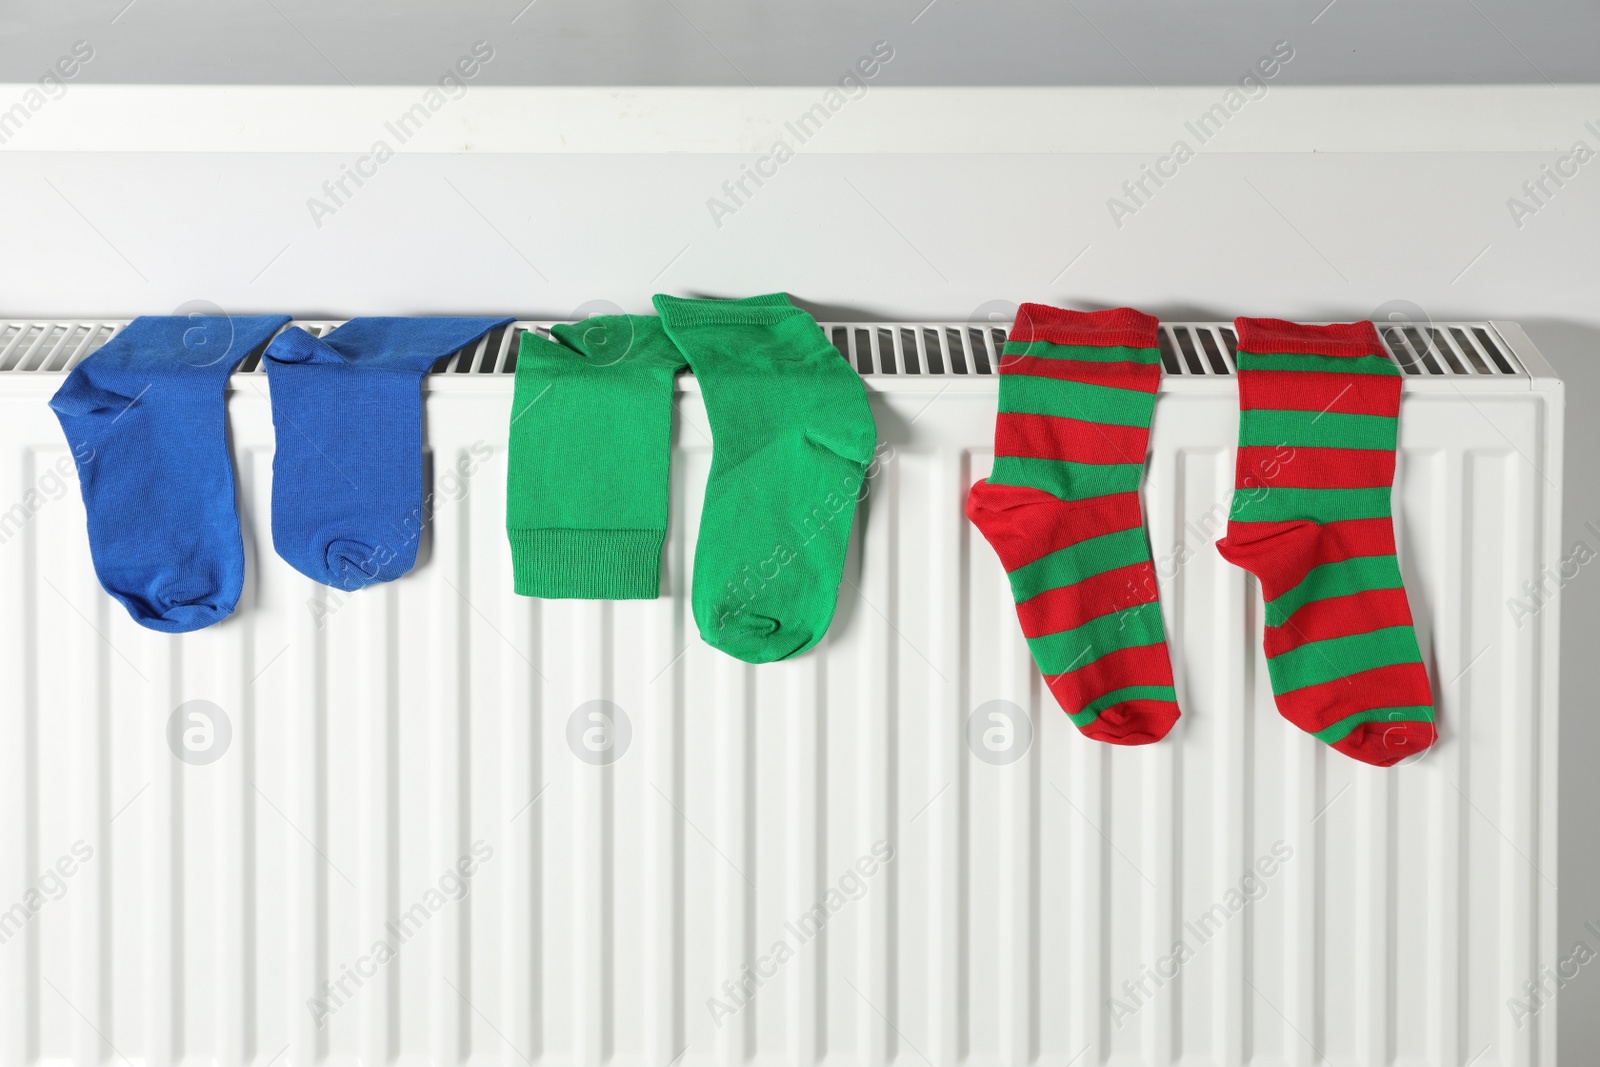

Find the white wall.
[{"left": 2, "top": 84, "right": 1597, "bottom": 1061}]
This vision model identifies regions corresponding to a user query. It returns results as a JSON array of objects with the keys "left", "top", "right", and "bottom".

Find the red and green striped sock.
[
  {"left": 1216, "top": 317, "right": 1437, "bottom": 767},
  {"left": 966, "top": 305, "right": 1180, "bottom": 746}
]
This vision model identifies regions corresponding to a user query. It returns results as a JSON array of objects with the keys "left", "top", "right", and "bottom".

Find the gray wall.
[
  {"left": 1, "top": 0, "right": 1598, "bottom": 85},
  {"left": 1547, "top": 317, "right": 1599, "bottom": 1067}
]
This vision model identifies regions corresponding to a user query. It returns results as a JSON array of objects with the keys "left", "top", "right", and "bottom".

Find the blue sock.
[
  {"left": 49, "top": 314, "right": 292, "bottom": 633},
  {"left": 264, "top": 316, "right": 513, "bottom": 591}
]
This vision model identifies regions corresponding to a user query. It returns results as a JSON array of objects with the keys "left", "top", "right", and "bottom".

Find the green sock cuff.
[
  {"left": 652, "top": 293, "right": 800, "bottom": 327},
  {"left": 508, "top": 528, "right": 664, "bottom": 599}
]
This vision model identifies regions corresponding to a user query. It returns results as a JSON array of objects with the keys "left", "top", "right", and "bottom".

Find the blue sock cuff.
[{"left": 268, "top": 316, "right": 515, "bottom": 373}]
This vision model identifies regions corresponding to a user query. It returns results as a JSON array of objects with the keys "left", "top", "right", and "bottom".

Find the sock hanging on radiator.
[
  {"left": 48, "top": 314, "right": 292, "bottom": 632},
  {"left": 264, "top": 316, "right": 512, "bottom": 591},
  {"left": 506, "top": 315, "right": 686, "bottom": 598},
  {"left": 654, "top": 293, "right": 877, "bottom": 664},
  {"left": 965, "top": 304, "right": 1180, "bottom": 745},
  {"left": 1216, "top": 317, "right": 1436, "bottom": 767}
]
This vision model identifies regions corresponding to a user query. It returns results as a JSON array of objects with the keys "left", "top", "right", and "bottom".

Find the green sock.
[
  {"left": 505, "top": 315, "right": 686, "bottom": 599},
  {"left": 654, "top": 293, "right": 877, "bottom": 663}
]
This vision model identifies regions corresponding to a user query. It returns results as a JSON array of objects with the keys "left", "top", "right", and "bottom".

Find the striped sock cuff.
[
  {"left": 1234, "top": 317, "right": 1385, "bottom": 358},
  {"left": 1011, "top": 304, "right": 1160, "bottom": 349}
]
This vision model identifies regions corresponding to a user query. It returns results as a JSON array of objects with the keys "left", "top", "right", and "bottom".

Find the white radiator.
[{"left": 0, "top": 318, "right": 1565, "bottom": 1067}]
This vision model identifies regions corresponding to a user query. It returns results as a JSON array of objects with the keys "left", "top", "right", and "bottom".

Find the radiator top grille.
[{"left": 0, "top": 318, "right": 1526, "bottom": 378}]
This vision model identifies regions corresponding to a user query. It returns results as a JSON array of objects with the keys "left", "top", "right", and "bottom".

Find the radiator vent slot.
[{"left": 0, "top": 318, "right": 1526, "bottom": 378}]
